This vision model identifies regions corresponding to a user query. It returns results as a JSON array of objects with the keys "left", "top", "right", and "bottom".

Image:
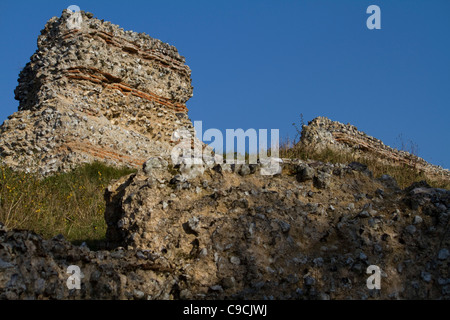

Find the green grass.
[{"left": 0, "top": 162, "right": 136, "bottom": 246}]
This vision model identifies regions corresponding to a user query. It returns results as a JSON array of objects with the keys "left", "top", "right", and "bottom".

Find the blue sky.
[{"left": 0, "top": 0, "right": 449, "bottom": 168}]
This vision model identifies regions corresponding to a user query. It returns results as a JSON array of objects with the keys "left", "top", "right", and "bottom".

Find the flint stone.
[
  {"left": 296, "top": 165, "right": 315, "bottom": 182},
  {"left": 438, "top": 248, "right": 449, "bottom": 260},
  {"left": 143, "top": 157, "right": 168, "bottom": 175},
  {"left": 313, "top": 172, "right": 331, "bottom": 189}
]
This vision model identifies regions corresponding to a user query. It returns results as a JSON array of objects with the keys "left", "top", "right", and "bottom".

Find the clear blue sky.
[{"left": 0, "top": 0, "right": 449, "bottom": 168}]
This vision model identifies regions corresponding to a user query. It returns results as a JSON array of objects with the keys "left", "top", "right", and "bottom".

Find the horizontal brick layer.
[
  {"left": 62, "top": 29, "right": 191, "bottom": 78},
  {"left": 64, "top": 140, "right": 146, "bottom": 168},
  {"left": 64, "top": 66, "right": 188, "bottom": 113}
]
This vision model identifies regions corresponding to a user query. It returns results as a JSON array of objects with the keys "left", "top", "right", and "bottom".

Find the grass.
[{"left": 0, "top": 162, "right": 136, "bottom": 247}]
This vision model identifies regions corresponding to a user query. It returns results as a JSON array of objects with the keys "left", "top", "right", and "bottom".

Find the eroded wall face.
[
  {"left": 299, "top": 117, "right": 450, "bottom": 182},
  {"left": 0, "top": 10, "right": 195, "bottom": 175}
]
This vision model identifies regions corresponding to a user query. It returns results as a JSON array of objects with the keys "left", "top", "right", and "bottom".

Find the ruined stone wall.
[
  {"left": 0, "top": 10, "right": 195, "bottom": 175},
  {"left": 4, "top": 156, "right": 448, "bottom": 300},
  {"left": 299, "top": 117, "right": 450, "bottom": 183},
  {"left": 1, "top": 10, "right": 450, "bottom": 302}
]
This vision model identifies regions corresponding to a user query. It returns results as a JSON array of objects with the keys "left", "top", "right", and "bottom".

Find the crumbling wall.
[
  {"left": 0, "top": 10, "right": 194, "bottom": 175},
  {"left": 299, "top": 117, "right": 450, "bottom": 182}
]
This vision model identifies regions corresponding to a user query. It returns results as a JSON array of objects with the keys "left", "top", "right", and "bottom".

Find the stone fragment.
[
  {"left": 413, "top": 215, "right": 423, "bottom": 225},
  {"left": 405, "top": 225, "right": 417, "bottom": 235},
  {"left": 296, "top": 165, "right": 315, "bottom": 182},
  {"left": 438, "top": 248, "right": 449, "bottom": 260},
  {"left": 313, "top": 172, "right": 331, "bottom": 189},
  {"left": 143, "top": 157, "right": 168, "bottom": 175}
]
